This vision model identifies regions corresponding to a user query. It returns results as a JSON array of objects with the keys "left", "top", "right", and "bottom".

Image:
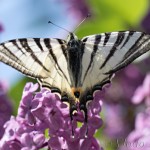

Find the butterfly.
[{"left": 0, "top": 30, "right": 150, "bottom": 123}]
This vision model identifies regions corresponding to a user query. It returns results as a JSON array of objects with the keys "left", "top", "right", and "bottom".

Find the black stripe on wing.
[
  {"left": 33, "top": 38, "right": 44, "bottom": 51},
  {"left": 57, "top": 39, "right": 68, "bottom": 60},
  {"left": 81, "top": 37, "right": 88, "bottom": 58},
  {"left": 105, "top": 33, "right": 150, "bottom": 74},
  {"left": 100, "top": 32, "right": 125, "bottom": 69},
  {"left": 11, "top": 40, "right": 26, "bottom": 55},
  {"left": 83, "top": 35, "right": 101, "bottom": 82},
  {"left": 19, "top": 39, "right": 50, "bottom": 72},
  {"left": 0, "top": 42, "right": 44, "bottom": 78},
  {"left": 79, "top": 37, "right": 88, "bottom": 85},
  {"left": 122, "top": 32, "right": 144, "bottom": 60},
  {"left": 1, "top": 44, "right": 20, "bottom": 62},
  {"left": 120, "top": 31, "right": 134, "bottom": 49},
  {"left": 43, "top": 38, "right": 69, "bottom": 84},
  {"left": 103, "top": 33, "right": 111, "bottom": 46}
]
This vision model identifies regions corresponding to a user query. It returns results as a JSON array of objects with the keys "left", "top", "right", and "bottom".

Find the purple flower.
[
  {"left": 132, "top": 73, "right": 150, "bottom": 105},
  {"left": 105, "top": 64, "right": 144, "bottom": 103},
  {"left": 104, "top": 104, "right": 131, "bottom": 139},
  {"left": 20, "top": 132, "right": 45, "bottom": 149},
  {"left": 119, "top": 109, "right": 150, "bottom": 150},
  {"left": 141, "top": 10, "right": 150, "bottom": 33},
  {"left": 0, "top": 82, "right": 103, "bottom": 149},
  {"left": 18, "top": 82, "right": 39, "bottom": 125},
  {"left": 0, "top": 116, "right": 22, "bottom": 150},
  {"left": 0, "top": 116, "right": 45, "bottom": 150},
  {"left": 48, "top": 136, "right": 102, "bottom": 150},
  {"left": 119, "top": 74, "right": 150, "bottom": 150},
  {"left": 1, "top": 140, "right": 22, "bottom": 150},
  {"left": 0, "top": 81, "right": 13, "bottom": 139},
  {"left": 102, "top": 64, "right": 144, "bottom": 139}
]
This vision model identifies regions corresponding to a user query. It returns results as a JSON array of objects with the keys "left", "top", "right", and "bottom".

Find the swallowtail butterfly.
[{"left": 0, "top": 29, "right": 150, "bottom": 122}]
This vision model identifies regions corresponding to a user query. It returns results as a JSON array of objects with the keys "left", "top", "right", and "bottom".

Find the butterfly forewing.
[
  {"left": 80, "top": 31, "right": 150, "bottom": 91},
  {"left": 0, "top": 38, "right": 72, "bottom": 93}
]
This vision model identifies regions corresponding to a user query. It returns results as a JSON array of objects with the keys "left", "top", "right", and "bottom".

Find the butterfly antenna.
[
  {"left": 48, "top": 21, "right": 70, "bottom": 33},
  {"left": 73, "top": 13, "right": 91, "bottom": 33}
]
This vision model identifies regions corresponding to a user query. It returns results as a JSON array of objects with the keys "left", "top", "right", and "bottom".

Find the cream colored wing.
[
  {"left": 81, "top": 31, "right": 150, "bottom": 91},
  {"left": 0, "top": 38, "right": 71, "bottom": 93}
]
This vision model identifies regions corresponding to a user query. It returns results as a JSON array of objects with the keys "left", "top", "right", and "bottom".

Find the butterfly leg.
[
  {"left": 79, "top": 90, "right": 93, "bottom": 137},
  {"left": 61, "top": 93, "right": 77, "bottom": 138},
  {"left": 69, "top": 100, "right": 78, "bottom": 138}
]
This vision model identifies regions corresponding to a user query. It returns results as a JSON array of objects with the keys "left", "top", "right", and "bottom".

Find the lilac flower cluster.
[
  {"left": 0, "top": 82, "right": 103, "bottom": 150},
  {"left": 0, "top": 81, "right": 12, "bottom": 139},
  {"left": 119, "top": 73, "right": 150, "bottom": 150},
  {"left": 103, "top": 64, "right": 145, "bottom": 139},
  {"left": 132, "top": 74, "right": 150, "bottom": 105},
  {"left": 104, "top": 104, "right": 131, "bottom": 139}
]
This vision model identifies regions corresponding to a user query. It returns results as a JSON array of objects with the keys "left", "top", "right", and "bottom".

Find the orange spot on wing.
[{"left": 71, "top": 87, "right": 82, "bottom": 94}]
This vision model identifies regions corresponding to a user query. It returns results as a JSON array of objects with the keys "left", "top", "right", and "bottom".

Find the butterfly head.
[{"left": 67, "top": 33, "right": 80, "bottom": 48}]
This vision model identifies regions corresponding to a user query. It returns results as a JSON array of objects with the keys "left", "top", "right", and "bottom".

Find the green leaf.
[{"left": 44, "top": 128, "right": 50, "bottom": 139}]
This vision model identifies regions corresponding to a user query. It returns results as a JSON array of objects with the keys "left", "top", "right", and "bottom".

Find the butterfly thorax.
[{"left": 67, "top": 33, "right": 82, "bottom": 91}]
